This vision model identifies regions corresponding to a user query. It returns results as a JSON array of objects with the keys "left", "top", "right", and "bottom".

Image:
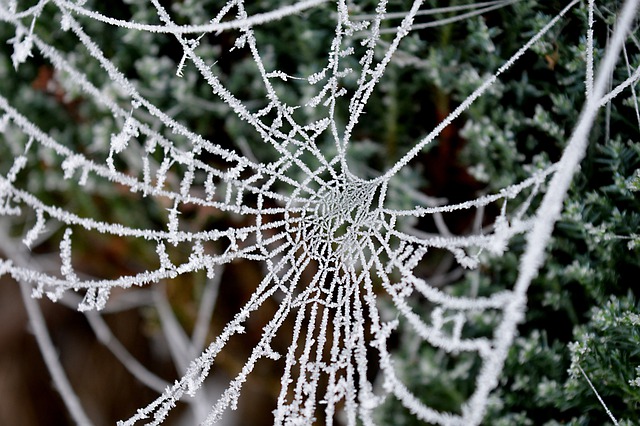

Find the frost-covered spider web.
[{"left": 0, "top": 0, "right": 639, "bottom": 425}]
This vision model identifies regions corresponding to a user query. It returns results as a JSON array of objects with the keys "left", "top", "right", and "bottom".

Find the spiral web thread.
[{"left": 0, "top": 0, "right": 639, "bottom": 425}]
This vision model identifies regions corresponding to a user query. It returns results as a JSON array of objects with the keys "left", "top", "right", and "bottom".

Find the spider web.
[{"left": 0, "top": 0, "right": 639, "bottom": 425}]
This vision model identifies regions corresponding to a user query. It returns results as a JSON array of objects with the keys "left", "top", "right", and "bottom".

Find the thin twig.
[
  {"left": 19, "top": 280, "right": 94, "bottom": 425},
  {"left": 85, "top": 311, "right": 170, "bottom": 394}
]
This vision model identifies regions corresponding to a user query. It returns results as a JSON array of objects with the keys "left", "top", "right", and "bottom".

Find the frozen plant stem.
[
  {"left": 0, "top": 225, "right": 92, "bottom": 425},
  {"left": 85, "top": 311, "right": 170, "bottom": 394},
  {"left": 19, "top": 280, "right": 94, "bottom": 425}
]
